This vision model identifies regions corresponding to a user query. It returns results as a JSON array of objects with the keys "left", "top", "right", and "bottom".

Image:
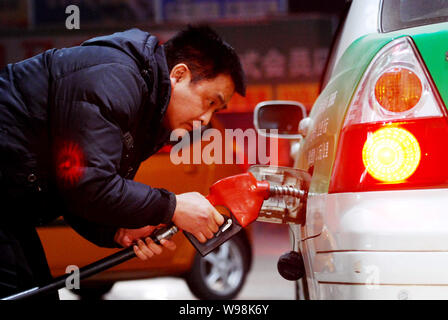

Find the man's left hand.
[{"left": 114, "top": 225, "right": 177, "bottom": 261}]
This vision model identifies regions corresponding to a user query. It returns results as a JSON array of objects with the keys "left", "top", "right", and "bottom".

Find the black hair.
[{"left": 163, "top": 25, "right": 246, "bottom": 97}]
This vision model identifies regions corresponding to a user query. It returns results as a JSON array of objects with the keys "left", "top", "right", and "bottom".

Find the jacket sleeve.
[
  {"left": 63, "top": 213, "right": 121, "bottom": 248},
  {"left": 51, "top": 62, "right": 176, "bottom": 229}
]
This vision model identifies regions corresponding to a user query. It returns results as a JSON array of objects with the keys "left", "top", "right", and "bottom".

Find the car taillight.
[
  {"left": 362, "top": 127, "right": 421, "bottom": 183},
  {"left": 329, "top": 37, "right": 448, "bottom": 193},
  {"left": 374, "top": 67, "right": 422, "bottom": 112}
]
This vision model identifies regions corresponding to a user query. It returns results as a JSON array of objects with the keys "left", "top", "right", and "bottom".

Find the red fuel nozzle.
[
  {"left": 206, "top": 172, "right": 270, "bottom": 228},
  {"left": 186, "top": 172, "right": 307, "bottom": 256}
]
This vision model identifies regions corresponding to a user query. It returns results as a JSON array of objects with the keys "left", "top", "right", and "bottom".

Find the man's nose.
[{"left": 198, "top": 110, "right": 213, "bottom": 126}]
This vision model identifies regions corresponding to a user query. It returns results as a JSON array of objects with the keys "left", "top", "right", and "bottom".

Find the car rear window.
[{"left": 382, "top": 0, "right": 448, "bottom": 32}]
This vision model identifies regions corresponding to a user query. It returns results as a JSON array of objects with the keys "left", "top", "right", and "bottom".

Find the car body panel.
[
  {"left": 319, "top": 282, "right": 448, "bottom": 300},
  {"left": 285, "top": 1, "right": 448, "bottom": 299},
  {"left": 324, "top": 0, "right": 381, "bottom": 82},
  {"left": 412, "top": 25, "right": 448, "bottom": 109},
  {"left": 314, "top": 250, "right": 448, "bottom": 299},
  {"left": 301, "top": 24, "right": 448, "bottom": 240},
  {"left": 315, "top": 252, "right": 448, "bottom": 286},
  {"left": 299, "top": 22, "right": 448, "bottom": 196},
  {"left": 309, "top": 189, "right": 448, "bottom": 252}
]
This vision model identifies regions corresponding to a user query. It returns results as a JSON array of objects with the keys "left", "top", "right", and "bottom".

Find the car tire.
[{"left": 185, "top": 235, "right": 250, "bottom": 300}]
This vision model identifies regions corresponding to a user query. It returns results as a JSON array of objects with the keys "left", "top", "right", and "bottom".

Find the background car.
[
  {"left": 37, "top": 117, "right": 252, "bottom": 300},
  {"left": 255, "top": 0, "right": 448, "bottom": 299}
]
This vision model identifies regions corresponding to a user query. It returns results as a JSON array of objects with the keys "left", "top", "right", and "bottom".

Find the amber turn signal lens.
[
  {"left": 362, "top": 127, "right": 421, "bottom": 182},
  {"left": 374, "top": 68, "right": 422, "bottom": 113}
]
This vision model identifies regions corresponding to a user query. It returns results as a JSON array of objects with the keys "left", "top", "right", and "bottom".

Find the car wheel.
[{"left": 185, "top": 236, "right": 250, "bottom": 300}]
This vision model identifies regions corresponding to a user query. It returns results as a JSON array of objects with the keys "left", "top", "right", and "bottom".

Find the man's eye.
[{"left": 209, "top": 100, "right": 215, "bottom": 106}]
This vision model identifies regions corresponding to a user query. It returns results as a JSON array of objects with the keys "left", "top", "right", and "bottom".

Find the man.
[{"left": 0, "top": 25, "right": 246, "bottom": 299}]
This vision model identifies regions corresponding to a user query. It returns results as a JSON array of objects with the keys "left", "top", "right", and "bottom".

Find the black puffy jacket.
[{"left": 0, "top": 29, "right": 176, "bottom": 247}]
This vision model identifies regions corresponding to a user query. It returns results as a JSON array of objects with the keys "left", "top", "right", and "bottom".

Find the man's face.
[{"left": 163, "top": 64, "right": 235, "bottom": 132}]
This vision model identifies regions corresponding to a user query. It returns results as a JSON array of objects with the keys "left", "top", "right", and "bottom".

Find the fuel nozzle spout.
[
  {"left": 269, "top": 184, "right": 306, "bottom": 199},
  {"left": 249, "top": 165, "right": 311, "bottom": 225}
]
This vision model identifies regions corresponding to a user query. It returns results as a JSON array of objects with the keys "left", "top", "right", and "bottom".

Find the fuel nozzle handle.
[
  {"left": 183, "top": 213, "right": 242, "bottom": 257},
  {"left": 183, "top": 193, "right": 243, "bottom": 257}
]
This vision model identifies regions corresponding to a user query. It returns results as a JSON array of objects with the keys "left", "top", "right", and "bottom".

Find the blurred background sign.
[
  {"left": 160, "top": 0, "right": 287, "bottom": 22},
  {"left": 32, "top": 0, "right": 157, "bottom": 27},
  {"left": 214, "top": 17, "right": 334, "bottom": 112},
  {"left": 0, "top": 0, "right": 346, "bottom": 166},
  {"left": 0, "top": 0, "right": 29, "bottom": 28}
]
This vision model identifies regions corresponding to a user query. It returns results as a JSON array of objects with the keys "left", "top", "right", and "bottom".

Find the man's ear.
[{"left": 170, "top": 63, "right": 190, "bottom": 85}]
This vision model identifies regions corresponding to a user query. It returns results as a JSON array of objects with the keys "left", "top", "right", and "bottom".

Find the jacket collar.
[{"left": 139, "top": 43, "right": 172, "bottom": 161}]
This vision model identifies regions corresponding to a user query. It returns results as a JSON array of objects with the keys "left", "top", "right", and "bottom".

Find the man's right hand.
[{"left": 172, "top": 192, "right": 225, "bottom": 243}]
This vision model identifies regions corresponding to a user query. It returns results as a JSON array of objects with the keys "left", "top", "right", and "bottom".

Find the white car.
[{"left": 254, "top": 0, "right": 448, "bottom": 299}]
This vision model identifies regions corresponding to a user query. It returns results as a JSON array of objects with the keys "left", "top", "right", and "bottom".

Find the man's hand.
[
  {"left": 172, "top": 192, "right": 225, "bottom": 243},
  {"left": 114, "top": 225, "right": 176, "bottom": 261}
]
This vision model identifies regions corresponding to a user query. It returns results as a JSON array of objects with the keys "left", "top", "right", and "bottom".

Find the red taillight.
[
  {"left": 329, "top": 37, "right": 448, "bottom": 193},
  {"left": 374, "top": 68, "right": 422, "bottom": 112},
  {"left": 330, "top": 118, "right": 448, "bottom": 192},
  {"left": 362, "top": 126, "right": 421, "bottom": 183}
]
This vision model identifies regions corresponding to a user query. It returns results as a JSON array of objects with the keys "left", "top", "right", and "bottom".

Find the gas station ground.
[{"left": 59, "top": 222, "right": 294, "bottom": 300}]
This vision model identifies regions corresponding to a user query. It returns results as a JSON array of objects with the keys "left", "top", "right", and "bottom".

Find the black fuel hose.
[{"left": 2, "top": 225, "right": 178, "bottom": 300}]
